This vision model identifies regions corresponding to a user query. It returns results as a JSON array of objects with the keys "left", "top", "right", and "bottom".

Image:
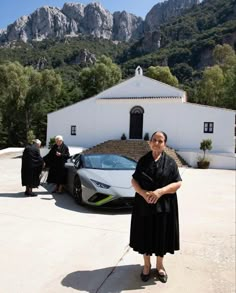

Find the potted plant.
[
  {"left": 144, "top": 133, "right": 149, "bottom": 141},
  {"left": 121, "top": 133, "right": 127, "bottom": 140},
  {"left": 197, "top": 139, "right": 212, "bottom": 169}
]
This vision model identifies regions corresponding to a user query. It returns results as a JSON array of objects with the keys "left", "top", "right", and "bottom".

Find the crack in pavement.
[{"left": 95, "top": 245, "right": 131, "bottom": 293}]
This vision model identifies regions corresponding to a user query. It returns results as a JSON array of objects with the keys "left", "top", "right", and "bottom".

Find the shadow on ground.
[
  {"left": 40, "top": 183, "right": 132, "bottom": 215},
  {"left": 0, "top": 192, "right": 26, "bottom": 198},
  {"left": 0, "top": 190, "right": 51, "bottom": 199},
  {"left": 0, "top": 188, "right": 132, "bottom": 216},
  {"left": 62, "top": 264, "right": 159, "bottom": 292}
]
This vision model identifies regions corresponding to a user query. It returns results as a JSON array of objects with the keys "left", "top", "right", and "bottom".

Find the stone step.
[{"left": 83, "top": 140, "right": 188, "bottom": 167}]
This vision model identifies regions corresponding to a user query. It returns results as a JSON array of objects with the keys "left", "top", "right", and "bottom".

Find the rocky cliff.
[
  {"left": 0, "top": 1, "right": 200, "bottom": 44},
  {"left": 145, "top": 0, "right": 200, "bottom": 32}
]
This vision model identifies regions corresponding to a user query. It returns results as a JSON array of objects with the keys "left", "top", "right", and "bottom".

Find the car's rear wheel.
[{"left": 73, "top": 176, "right": 83, "bottom": 205}]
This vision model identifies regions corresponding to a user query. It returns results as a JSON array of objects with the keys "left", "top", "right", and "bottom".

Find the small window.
[
  {"left": 204, "top": 122, "right": 214, "bottom": 133},
  {"left": 71, "top": 125, "right": 76, "bottom": 136}
]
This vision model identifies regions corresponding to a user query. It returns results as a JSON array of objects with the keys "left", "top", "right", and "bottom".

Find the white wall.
[
  {"left": 176, "top": 103, "right": 235, "bottom": 153},
  {"left": 47, "top": 97, "right": 98, "bottom": 148},
  {"left": 47, "top": 98, "right": 235, "bottom": 170}
]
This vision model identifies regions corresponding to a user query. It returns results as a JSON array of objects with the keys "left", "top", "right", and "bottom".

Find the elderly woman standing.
[
  {"left": 44, "top": 135, "right": 70, "bottom": 193},
  {"left": 129, "top": 131, "right": 182, "bottom": 283},
  {"left": 21, "top": 139, "right": 44, "bottom": 196}
]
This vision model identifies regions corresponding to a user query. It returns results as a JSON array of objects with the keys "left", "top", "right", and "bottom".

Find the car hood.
[{"left": 78, "top": 169, "right": 134, "bottom": 188}]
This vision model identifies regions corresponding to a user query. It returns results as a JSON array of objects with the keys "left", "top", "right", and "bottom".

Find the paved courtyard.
[{"left": 0, "top": 151, "right": 235, "bottom": 293}]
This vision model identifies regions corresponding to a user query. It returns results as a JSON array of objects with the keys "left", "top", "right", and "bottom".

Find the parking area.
[{"left": 0, "top": 151, "right": 235, "bottom": 293}]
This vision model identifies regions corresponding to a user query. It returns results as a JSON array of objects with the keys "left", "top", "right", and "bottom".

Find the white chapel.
[{"left": 46, "top": 66, "right": 235, "bottom": 169}]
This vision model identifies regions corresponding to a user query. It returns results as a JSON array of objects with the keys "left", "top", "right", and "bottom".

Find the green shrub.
[{"left": 48, "top": 137, "right": 56, "bottom": 149}]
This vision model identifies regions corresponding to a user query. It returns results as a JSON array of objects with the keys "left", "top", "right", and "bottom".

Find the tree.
[
  {"left": 197, "top": 139, "right": 213, "bottom": 169},
  {"left": 172, "top": 63, "right": 193, "bottom": 83},
  {"left": 146, "top": 66, "right": 179, "bottom": 87},
  {"left": 213, "top": 44, "right": 236, "bottom": 71},
  {"left": 222, "top": 63, "right": 236, "bottom": 110},
  {"left": 194, "top": 45, "right": 236, "bottom": 109},
  {"left": 197, "top": 65, "right": 224, "bottom": 106},
  {"left": 200, "top": 139, "right": 212, "bottom": 161},
  {"left": 79, "top": 56, "right": 122, "bottom": 98},
  {"left": 0, "top": 62, "right": 62, "bottom": 146}
]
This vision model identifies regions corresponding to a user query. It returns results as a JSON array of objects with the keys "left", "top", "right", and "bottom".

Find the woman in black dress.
[
  {"left": 21, "top": 139, "right": 44, "bottom": 196},
  {"left": 129, "top": 131, "right": 182, "bottom": 283},
  {"left": 43, "top": 135, "right": 70, "bottom": 193}
]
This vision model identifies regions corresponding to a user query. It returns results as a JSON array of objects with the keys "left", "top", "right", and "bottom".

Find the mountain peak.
[{"left": 0, "top": 1, "right": 200, "bottom": 44}]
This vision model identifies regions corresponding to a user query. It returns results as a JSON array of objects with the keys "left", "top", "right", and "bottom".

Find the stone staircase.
[{"left": 82, "top": 140, "right": 188, "bottom": 167}]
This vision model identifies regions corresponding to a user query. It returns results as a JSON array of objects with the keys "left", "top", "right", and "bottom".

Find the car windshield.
[{"left": 82, "top": 154, "right": 137, "bottom": 170}]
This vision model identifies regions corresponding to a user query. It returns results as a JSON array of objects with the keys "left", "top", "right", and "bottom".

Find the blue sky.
[{"left": 0, "top": 0, "right": 163, "bottom": 29}]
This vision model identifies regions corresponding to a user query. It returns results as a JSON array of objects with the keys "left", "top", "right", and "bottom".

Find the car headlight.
[{"left": 90, "top": 179, "right": 110, "bottom": 189}]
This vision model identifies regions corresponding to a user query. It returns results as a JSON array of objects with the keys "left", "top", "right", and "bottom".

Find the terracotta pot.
[{"left": 197, "top": 161, "right": 210, "bottom": 169}]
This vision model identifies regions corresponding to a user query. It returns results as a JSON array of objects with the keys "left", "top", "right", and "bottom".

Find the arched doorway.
[{"left": 129, "top": 106, "right": 144, "bottom": 139}]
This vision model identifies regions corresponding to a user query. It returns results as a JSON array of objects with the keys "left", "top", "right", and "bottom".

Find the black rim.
[{"left": 74, "top": 177, "right": 82, "bottom": 204}]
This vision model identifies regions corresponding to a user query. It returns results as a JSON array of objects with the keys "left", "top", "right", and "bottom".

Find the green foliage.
[
  {"left": 198, "top": 65, "right": 225, "bottom": 106},
  {"left": 172, "top": 63, "right": 193, "bottom": 83},
  {"left": 121, "top": 0, "right": 235, "bottom": 85},
  {"left": 168, "top": 48, "right": 192, "bottom": 67},
  {"left": 27, "top": 130, "right": 35, "bottom": 144},
  {"left": 146, "top": 66, "right": 179, "bottom": 87},
  {"left": 0, "top": 36, "right": 129, "bottom": 69},
  {"left": 0, "top": 62, "right": 62, "bottom": 146},
  {"left": 213, "top": 44, "right": 236, "bottom": 71},
  {"left": 0, "top": 0, "right": 235, "bottom": 148},
  {"left": 0, "top": 112, "right": 8, "bottom": 148},
  {"left": 199, "top": 139, "right": 213, "bottom": 161},
  {"left": 222, "top": 63, "right": 236, "bottom": 110},
  {"left": 48, "top": 137, "right": 56, "bottom": 149},
  {"left": 79, "top": 56, "right": 122, "bottom": 98},
  {"left": 192, "top": 44, "right": 236, "bottom": 108}
]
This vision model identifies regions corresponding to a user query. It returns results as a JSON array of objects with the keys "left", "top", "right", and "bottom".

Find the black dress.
[
  {"left": 43, "top": 143, "right": 70, "bottom": 185},
  {"left": 21, "top": 144, "right": 44, "bottom": 188},
  {"left": 129, "top": 151, "right": 182, "bottom": 257}
]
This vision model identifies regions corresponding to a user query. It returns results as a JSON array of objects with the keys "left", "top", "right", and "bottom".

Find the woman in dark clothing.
[
  {"left": 43, "top": 135, "right": 70, "bottom": 193},
  {"left": 129, "top": 131, "right": 182, "bottom": 283},
  {"left": 21, "top": 139, "right": 44, "bottom": 196}
]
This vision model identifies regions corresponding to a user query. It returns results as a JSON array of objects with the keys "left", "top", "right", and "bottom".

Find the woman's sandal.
[
  {"left": 140, "top": 266, "right": 151, "bottom": 282},
  {"left": 156, "top": 268, "right": 168, "bottom": 283}
]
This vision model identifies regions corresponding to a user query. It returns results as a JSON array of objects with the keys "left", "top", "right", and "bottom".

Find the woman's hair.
[
  {"left": 33, "top": 139, "right": 41, "bottom": 146},
  {"left": 55, "top": 135, "right": 63, "bottom": 141},
  {"left": 151, "top": 131, "right": 168, "bottom": 143}
]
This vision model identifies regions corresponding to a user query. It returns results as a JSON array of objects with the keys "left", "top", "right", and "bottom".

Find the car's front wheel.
[{"left": 73, "top": 176, "right": 83, "bottom": 205}]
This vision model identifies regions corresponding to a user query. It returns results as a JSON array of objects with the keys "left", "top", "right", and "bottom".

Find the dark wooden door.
[{"left": 129, "top": 112, "right": 143, "bottom": 139}]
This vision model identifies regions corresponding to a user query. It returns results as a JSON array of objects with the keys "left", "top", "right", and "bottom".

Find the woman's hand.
[
  {"left": 146, "top": 190, "right": 162, "bottom": 204},
  {"left": 139, "top": 190, "right": 150, "bottom": 203}
]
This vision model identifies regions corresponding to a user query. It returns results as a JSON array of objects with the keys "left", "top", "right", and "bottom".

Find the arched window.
[{"left": 129, "top": 106, "right": 144, "bottom": 139}]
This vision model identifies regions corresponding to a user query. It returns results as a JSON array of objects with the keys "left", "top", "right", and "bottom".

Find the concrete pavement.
[{"left": 0, "top": 151, "right": 235, "bottom": 293}]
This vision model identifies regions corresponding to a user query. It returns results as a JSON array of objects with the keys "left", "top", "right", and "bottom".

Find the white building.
[{"left": 47, "top": 67, "right": 236, "bottom": 169}]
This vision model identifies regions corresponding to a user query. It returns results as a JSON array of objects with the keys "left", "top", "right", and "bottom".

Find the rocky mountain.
[
  {"left": 0, "top": 0, "right": 199, "bottom": 44},
  {"left": 145, "top": 0, "right": 200, "bottom": 32}
]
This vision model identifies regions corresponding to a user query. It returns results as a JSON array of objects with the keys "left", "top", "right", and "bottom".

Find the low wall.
[
  {"left": 0, "top": 147, "right": 23, "bottom": 155},
  {"left": 178, "top": 150, "right": 236, "bottom": 170},
  {"left": 0, "top": 146, "right": 86, "bottom": 157}
]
